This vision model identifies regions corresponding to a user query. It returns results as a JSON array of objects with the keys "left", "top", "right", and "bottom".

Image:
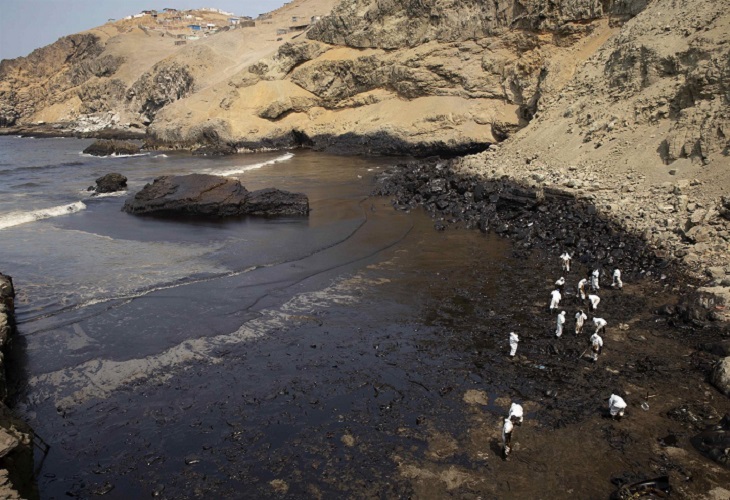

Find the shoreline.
[
  {"left": 2, "top": 135, "right": 729, "bottom": 495},
  {"left": 375, "top": 155, "right": 730, "bottom": 324}
]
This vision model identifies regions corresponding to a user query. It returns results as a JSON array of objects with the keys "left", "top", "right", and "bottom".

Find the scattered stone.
[{"left": 92, "top": 173, "right": 127, "bottom": 194}]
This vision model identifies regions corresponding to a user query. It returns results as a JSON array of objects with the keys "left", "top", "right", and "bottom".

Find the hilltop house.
[{"left": 188, "top": 24, "right": 201, "bottom": 31}]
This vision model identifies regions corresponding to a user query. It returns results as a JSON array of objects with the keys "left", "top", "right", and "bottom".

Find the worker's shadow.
[{"left": 489, "top": 438, "right": 504, "bottom": 458}]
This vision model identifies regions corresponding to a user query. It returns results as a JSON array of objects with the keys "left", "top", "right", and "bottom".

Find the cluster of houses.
[{"left": 113, "top": 6, "right": 324, "bottom": 45}]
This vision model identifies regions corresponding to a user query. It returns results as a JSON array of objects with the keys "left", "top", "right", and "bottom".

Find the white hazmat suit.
[
  {"left": 577, "top": 278, "right": 588, "bottom": 300},
  {"left": 509, "top": 332, "right": 519, "bottom": 357},
  {"left": 502, "top": 417, "right": 514, "bottom": 457},
  {"left": 612, "top": 269, "right": 623, "bottom": 289},
  {"left": 593, "top": 317, "right": 607, "bottom": 334},
  {"left": 590, "top": 332, "right": 604, "bottom": 361},
  {"left": 556, "top": 311, "right": 566, "bottom": 338},
  {"left": 588, "top": 294, "right": 601, "bottom": 311},
  {"left": 575, "top": 311, "right": 588, "bottom": 335},
  {"left": 549, "top": 289, "right": 562, "bottom": 312},
  {"left": 560, "top": 252, "right": 571, "bottom": 272},
  {"left": 591, "top": 269, "right": 600, "bottom": 291},
  {"left": 608, "top": 394, "right": 627, "bottom": 418},
  {"left": 509, "top": 403, "right": 524, "bottom": 425}
]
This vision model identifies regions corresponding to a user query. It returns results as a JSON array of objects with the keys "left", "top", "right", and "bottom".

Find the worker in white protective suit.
[
  {"left": 577, "top": 278, "right": 588, "bottom": 301},
  {"left": 608, "top": 394, "right": 627, "bottom": 419},
  {"left": 555, "top": 277, "right": 566, "bottom": 292},
  {"left": 509, "top": 332, "right": 519, "bottom": 357},
  {"left": 612, "top": 268, "right": 623, "bottom": 289},
  {"left": 588, "top": 294, "right": 601, "bottom": 312},
  {"left": 502, "top": 417, "right": 514, "bottom": 458},
  {"left": 593, "top": 317, "right": 607, "bottom": 334},
  {"left": 555, "top": 311, "right": 566, "bottom": 338},
  {"left": 590, "top": 332, "right": 603, "bottom": 362},
  {"left": 575, "top": 310, "right": 588, "bottom": 335},
  {"left": 560, "top": 252, "right": 572, "bottom": 273},
  {"left": 508, "top": 403, "right": 524, "bottom": 425},
  {"left": 591, "top": 269, "right": 600, "bottom": 292},
  {"left": 549, "top": 289, "right": 562, "bottom": 313}
]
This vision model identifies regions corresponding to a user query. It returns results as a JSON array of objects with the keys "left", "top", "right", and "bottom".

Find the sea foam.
[
  {"left": 209, "top": 152, "right": 294, "bottom": 177},
  {"left": 0, "top": 201, "right": 87, "bottom": 230}
]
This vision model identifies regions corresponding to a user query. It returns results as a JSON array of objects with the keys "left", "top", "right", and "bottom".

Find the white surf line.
[
  {"left": 19, "top": 265, "right": 266, "bottom": 327},
  {"left": 0, "top": 201, "right": 86, "bottom": 230},
  {"left": 25, "top": 273, "right": 385, "bottom": 412},
  {"left": 78, "top": 152, "right": 150, "bottom": 158},
  {"left": 207, "top": 152, "right": 294, "bottom": 177}
]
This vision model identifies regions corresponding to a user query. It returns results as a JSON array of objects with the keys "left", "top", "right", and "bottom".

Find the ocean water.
[{"left": 0, "top": 136, "right": 523, "bottom": 497}]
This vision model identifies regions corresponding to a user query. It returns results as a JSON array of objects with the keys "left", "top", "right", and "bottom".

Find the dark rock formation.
[
  {"left": 0, "top": 273, "right": 36, "bottom": 500},
  {"left": 691, "top": 414, "right": 730, "bottom": 467},
  {"left": 373, "top": 158, "right": 670, "bottom": 277},
  {"left": 0, "top": 273, "right": 14, "bottom": 366},
  {"left": 127, "top": 62, "right": 194, "bottom": 125},
  {"left": 122, "top": 174, "right": 309, "bottom": 217},
  {"left": 92, "top": 173, "right": 127, "bottom": 194},
  {"left": 83, "top": 139, "right": 140, "bottom": 156}
]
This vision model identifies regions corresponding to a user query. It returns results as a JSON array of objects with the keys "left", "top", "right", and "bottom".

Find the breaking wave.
[
  {"left": 0, "top": 201, "right": 87, "bottom": 230},
  {"left": 209, "top": 152, "right": 294, "bottom": 177},
  {"left": 78, "top": 152, "right": 150, "bottom": 159}
]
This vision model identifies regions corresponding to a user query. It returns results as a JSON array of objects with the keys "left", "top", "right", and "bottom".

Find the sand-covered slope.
[
  {"left": 1, "top": 0, "right": 657, "bottom": 155},
  {"left": 455, "top": 0, "right": 729, "bottom": 281}
]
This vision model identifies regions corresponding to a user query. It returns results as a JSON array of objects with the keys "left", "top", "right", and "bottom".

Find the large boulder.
[
  {"left": 711, "top": 357, "right": 730, "bottom": 398},
  {"left": 691, "top": 414, "right": 730, "bottom": 467},
  {"left": 83, "top": 139, "right": 140, "bottom": 156},
  {"left": 122, "top": 174, "right": 309, "bottom": 217},
  {"left": 92, "top": 173, "right": 127, "bottom": 194}
]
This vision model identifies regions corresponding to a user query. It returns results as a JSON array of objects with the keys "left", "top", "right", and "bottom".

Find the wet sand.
[{"left": 14, "top": 196, "right": 730, "bottom": 498}]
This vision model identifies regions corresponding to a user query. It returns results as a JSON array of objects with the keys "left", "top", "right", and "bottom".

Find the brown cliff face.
[
  {"left": 0, "top": 34, "right": 106, "bottom": 126},
  {"left": 2, "top": 0, "right": 727, "bottom": 165}
]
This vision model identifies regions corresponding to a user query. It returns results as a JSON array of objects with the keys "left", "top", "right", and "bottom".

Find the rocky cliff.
[
  {"left": 453, "top": 0, "right": 729, "bottom": 282},
  {"left": 0, "top": 0, "right": 652, "bottom": 155}
]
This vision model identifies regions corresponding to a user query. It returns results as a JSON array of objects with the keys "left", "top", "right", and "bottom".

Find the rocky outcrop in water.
[
  {"left": 83, "top": 139, "right": 140, "bottom": 157},
  {"left": 91, "top": 173, "right": 127, "bottom": 194},
  {"left": 122, "top": 174, "right": 309, "bottom": 217}
]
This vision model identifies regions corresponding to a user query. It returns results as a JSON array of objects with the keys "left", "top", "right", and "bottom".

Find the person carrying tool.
[{"left": 590, "top": 332, "right": 603, "bottom": 362}]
